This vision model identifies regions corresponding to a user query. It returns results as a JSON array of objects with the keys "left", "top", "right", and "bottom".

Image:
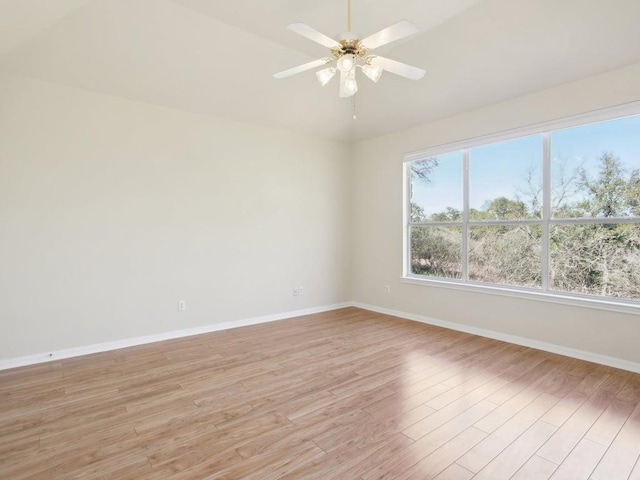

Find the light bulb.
[
  {"left": 339, "top": 69, "right": 358, "bottom": 98},
  {"left": 337, "top": 54, "right": 356, "bottom": 72},
  {"left": 362, "top": 64, "right": 383, "bottom": 83},
  {"left": 344, "top": 75, "right": 358, "bottom": 96},
  {"left": 316, "top": 67, "right": 336, "bottom": 86}
]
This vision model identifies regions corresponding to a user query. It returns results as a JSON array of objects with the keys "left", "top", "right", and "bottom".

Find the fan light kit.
[{"left": 273, "top": 0, "right": 425, "bottom": 100}]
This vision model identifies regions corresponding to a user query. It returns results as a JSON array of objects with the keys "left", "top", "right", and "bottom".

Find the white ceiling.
[{"left": 1, "top": 0, "right": 640, "bottom": 142}]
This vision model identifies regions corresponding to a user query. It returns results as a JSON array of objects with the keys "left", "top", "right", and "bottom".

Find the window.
[{"left": 405, "top": 112, "right": 640, "bottom": 309}]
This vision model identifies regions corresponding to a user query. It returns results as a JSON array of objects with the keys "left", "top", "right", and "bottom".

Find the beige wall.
[
  {"left": 352, "top": 62, "right": 640, "bottom": 365},
  {"left": 2, "top": 63, "right": 640, "bottom": 366},
  {"left": 0, "top": 73, "right": 351, "bottom": 359}
]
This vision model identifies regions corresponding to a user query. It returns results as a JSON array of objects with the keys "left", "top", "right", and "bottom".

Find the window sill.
[{"left": 401, "top": 276, "right": 640, "bottom": 316}]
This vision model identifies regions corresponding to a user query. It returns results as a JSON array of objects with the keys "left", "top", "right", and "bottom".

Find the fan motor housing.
[{"left": 333, "top": 37, "right": 367, "bottom": 59}]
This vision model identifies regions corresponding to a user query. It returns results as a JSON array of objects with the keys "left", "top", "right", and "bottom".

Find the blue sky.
[{"left": 412, "top": 114, "right": 640, "bottom": 218}]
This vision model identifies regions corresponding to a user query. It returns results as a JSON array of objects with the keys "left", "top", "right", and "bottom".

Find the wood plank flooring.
[{"left": 2, "top": 307, "right": 640, "bottom": 479}]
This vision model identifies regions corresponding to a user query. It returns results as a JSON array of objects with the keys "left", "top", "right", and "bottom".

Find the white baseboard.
[
  {"left": 353, "top": 302, "right": 640, "bottom": 374},
  {"left": 4, "top": 301, "right": 639, "bottom": 374},
  {"left": 0, "top": 302, "right": 352, "bottom": 371}
]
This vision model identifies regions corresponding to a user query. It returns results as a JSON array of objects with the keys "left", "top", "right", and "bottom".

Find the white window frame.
[{"left": 402, "top": 102, "right": 640, "bottom": 315}]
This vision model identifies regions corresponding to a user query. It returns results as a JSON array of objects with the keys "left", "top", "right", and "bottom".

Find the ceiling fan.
[{"left": 273, "top": 0, "right": 426, "bottom": 98}]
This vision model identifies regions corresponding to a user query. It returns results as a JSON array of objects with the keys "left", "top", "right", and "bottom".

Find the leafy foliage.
[
  {"left": 579, "top": 153, "right": 640, "bottom": 217},
  {"left": 411, "top": 224, "right": 462, "bottom": 278}
]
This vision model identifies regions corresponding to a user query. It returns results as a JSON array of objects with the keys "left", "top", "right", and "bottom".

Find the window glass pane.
[
  {"left": 551, "top": 115, "right": 640, "bottom": 218},
  {"left": 550, "top": 223, "right": 640, "bottom": 299},
  {"left": 406, "top": 113, "right": 640, "bottom": 306},
  {"left": 410, "top": 226, "right": 462, "bottom": 279},
  {"left": 410, "top": 153, "right": 462, "bottom": 222},
  {"left": 469, "top": 136, "right": 543, "bottom": 220},
  {"left": 468, "top": 225, "right": 541, "bottom": 287}
]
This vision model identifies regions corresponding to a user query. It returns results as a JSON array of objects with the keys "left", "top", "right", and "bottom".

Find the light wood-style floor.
[{"left": 2, "top": 308, "right": 640, "bottom": 479}]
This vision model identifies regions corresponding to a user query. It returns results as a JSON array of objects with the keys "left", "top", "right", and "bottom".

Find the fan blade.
[
  {"left": 273, "top": 58, "right": 331, "bottom": 79},
  {"left": 287, "top": 23, "right": 342, "bottom": 49},
  {"left": 360, "top": 20, "right": 419, "bottom": 50},
  {"left": 369, "top": 56, "right": 425, "bottom": 80}
]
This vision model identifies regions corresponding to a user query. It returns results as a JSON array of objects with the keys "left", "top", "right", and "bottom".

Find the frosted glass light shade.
[
  {"left": 316, "top": 67, "right": 336, "bottom": 86},
  {"left": 344, "top": 73, "right": 358, "bottom": 96},
  {"left": 362, "top": 64, "right": 383, "bottom": 83},
  {"left": 337, "top": 54, "right": 356, "bottom": 72}
]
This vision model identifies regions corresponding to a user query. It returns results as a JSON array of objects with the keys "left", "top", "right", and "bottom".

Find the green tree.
[
  {"left": 410, "top": 157, "right": 460, "bottom": 277},
  {"left": 550, "top": 153, "right": 640, "bottom": 298},
  {"left": 431, "top": 207, "right": 461, "bottom": 222},
  {"left": 579, "top": 152, "right": 639, "bottom": 217},
  {"left": 411, "top": 226, "right": 462, "bottom": 278},
  {"left": 484, "top": 196, "right": 529, "bottom": 220},
  {"left": 411, "top": 203, "right": 427, "bottom": 222}
]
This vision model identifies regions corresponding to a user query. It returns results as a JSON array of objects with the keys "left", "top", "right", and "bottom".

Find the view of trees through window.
[{"left": 408, "top": 114, "right": 640, "bottom": 301}]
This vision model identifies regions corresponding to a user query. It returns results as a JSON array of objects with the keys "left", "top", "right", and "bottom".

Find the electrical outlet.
[
  {"left": 385, "top": 285, "right": 391, "bottom": 294},
  {"left": 178, "top": 300, "right": 186, "bottom": 311},
  {"left": 298, "top": 286, "right": 304, "bottom": 295},
  {"left": 293, "top": 287, "right": 299, "bottom": 296}
]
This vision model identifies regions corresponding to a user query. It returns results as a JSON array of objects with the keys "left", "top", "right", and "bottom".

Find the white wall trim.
[
  {"left": 401, "top": 277, "right": 640, "bottom": 316},
  {"left": 403, "top": 101, "right": 640, "bottom": 162},
  {"left": 0, "top": 303, "right": 352, "bottom": 371},
  {"left": 4, "top": 301, "right": 639, "bottom": 374},
  {"left": 352, "top": 302, "right": 640, "bottom": 374}
]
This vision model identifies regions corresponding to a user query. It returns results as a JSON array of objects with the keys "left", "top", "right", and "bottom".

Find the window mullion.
[
  {"left": 462, "top": 149, "right": 469, "bottom": 281},
  {"left": 542, "top": 133, "right": 551, "bottom": 291},
  {"left": 404, "top": 162, "right": 411, "bottom": 277}
]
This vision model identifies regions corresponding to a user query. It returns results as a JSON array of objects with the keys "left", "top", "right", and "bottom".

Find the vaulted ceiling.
[{"left": 2, "top": 0, "right": 640, "bottom": 141}]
